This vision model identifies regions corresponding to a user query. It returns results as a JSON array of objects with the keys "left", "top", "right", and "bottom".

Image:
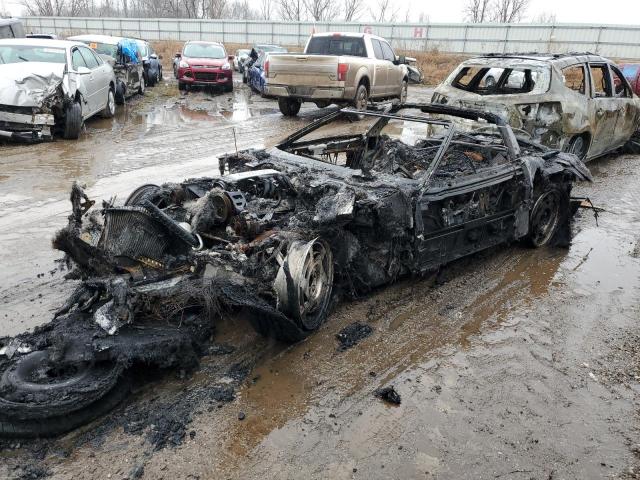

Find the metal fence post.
[
  {"left": 462, "top": 24, "right": 469, "bottom": 53},
  {"left": 595, "top": 25, "right": 604, "bottom": 54},
  {"left": 503, "top": 24, "right": 510, "bottom": 53}
]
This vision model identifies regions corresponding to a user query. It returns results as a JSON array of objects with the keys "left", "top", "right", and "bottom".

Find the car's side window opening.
[
  {"left": 610, "top": 65, "right": 632, "bottom": 98},
  {"left": 589, "top": 64, "right": 612, "bottom": 97},
  {"left": 562, "top": 65, "right": 586, "bottom": 95},
  {"left": 372, "top": 39, "right": 384, "bottom": 60},
  {"left": 71, "top": 48, "right": 88, "bottom": 70}
]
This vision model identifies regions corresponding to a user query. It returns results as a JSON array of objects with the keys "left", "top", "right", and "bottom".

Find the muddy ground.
[{"left": 0, "top": 74, "right": 639, "bottom": 480}]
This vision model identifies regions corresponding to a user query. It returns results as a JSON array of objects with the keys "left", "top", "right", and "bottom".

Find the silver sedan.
[{"left": 0, "top": 38, "right": 117, "bottom": 141}]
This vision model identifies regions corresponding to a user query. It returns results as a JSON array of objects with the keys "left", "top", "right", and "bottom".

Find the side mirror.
[
  {"left": 77, "top": 66, "right": 91, "bottom": 75},
  {"left": 175, "top": 52, "right": 181, "bottom": 58},
  {"left": 394, "top": 55, "right": 407, "bottom": 65},
  {"left": 150, "top": 53, "right": 158, "bottom": 60}
]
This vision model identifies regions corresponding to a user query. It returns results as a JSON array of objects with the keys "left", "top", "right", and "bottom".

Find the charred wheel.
[
  {"left": 275, "top": 239, "right": 334, "bottom": 332},
  {"left": 0, "top": 349, "right": 124, "bottom": 426},
  {"left": 527, "top": 184, "right": 568, "bottom": 247}
]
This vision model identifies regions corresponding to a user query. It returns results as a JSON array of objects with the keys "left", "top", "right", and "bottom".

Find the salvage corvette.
[
  {"left": 0, "top": 104, "right": 592, "bottom": 438},
  {"left": 0, "top": 38, "right": 117, "bottom": 142}
]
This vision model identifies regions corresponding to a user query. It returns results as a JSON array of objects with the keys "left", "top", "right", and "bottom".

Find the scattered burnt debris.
[
  {"left": 0, "top": 104, "right": 591, "bottom": 438},
  {"left": 374, "top": 386, "right": 402, "bottom": 405},
  {"left": 336, "top": 322, "right": 374, "bottom": 351}
]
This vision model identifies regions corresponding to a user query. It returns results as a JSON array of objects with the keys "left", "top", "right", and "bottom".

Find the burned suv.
[
  {"left": 0, "top": 104, "right": 591, "bottom": 438},
  {"left": 433, "top": 53, "right": 640, "bottom": 160}
]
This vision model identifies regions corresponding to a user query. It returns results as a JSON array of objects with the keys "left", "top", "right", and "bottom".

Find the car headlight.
[
  {"left": 222, "top": 63, "right": 231, "bottom": 70},
  {"left": 179, "top": 60, "right": 189, "bottom": 68}
]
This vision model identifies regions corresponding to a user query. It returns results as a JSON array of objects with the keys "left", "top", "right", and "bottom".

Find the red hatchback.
[
  {"left": 175, "top": 41, "right": 233, "bottom": 92},
  {"left": 620, "top": 64, "right": 640, "bottom": 96}
]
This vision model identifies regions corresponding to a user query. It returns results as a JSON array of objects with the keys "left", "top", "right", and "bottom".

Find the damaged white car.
[{"left": 0, "top": 38, "right": 117, "bottom": 142}]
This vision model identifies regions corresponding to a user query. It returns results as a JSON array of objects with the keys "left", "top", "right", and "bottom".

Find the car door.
[
  {"left": 415, "top": 132, "right": 524, "bottom": 270},
  {"left": 71, "top": 47, "right": 97, "bottom": 116},
  {"left": 79, "top": 46, "right": 108, "bottom": 113},
  {"left": 609, "top": 64, "right": 638, "bottom": 148},
  {"left": 369, "top": 39, "right": 387, "bottom": 98},
  {"left": 587, "top": 62, "right": 619, "bottom": 157},
  {"left": 380, "top": 40, "right": 402, "bottom": 97}
]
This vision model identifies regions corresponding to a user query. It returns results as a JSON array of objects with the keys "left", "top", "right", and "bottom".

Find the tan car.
[
  {"left": 265, "top": 32, "right": 409, "bottom": 116},
  {"left": 432, "top": 53, "right": 640, "bottom": 160}
]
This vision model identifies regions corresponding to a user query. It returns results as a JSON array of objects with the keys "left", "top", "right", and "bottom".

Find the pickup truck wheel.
[
  {"left": 100, "top": 88, "right": 115, "bottom": 118},
  {"left": 63, "top": 102, "right": 82, "bottom": 140},
  {"left": 353, "top": 84, "right": 369, "bottom": 111},
  {"left": 114, "top": 81, "right": 125, "bottom": 105},
  {"left": 279, "top": 98, "right": 301, "bottom": 117}
]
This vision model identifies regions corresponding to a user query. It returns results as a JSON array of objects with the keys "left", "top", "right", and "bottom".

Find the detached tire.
[
  {"left": 278, "top": 98, "right": 301, "bottom": 117},
  {"left": 526, "top": 183, "right": 569, "bottom": 248},
  {"left": 0, "top": 375, "right": 131, "bottom": 438},
  {"left": 63, "top": 102, "right": 82, "bottom": 140}
]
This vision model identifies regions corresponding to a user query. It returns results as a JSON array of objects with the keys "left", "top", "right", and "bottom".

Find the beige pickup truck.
[{"left": 264, "top": 32, "right": 409, "bottom": 116}]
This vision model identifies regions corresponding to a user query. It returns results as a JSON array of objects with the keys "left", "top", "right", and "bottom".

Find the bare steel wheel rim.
[
  {"left": 569, "top": 136, "right": 586, "bottom": 159},
  {"left": 297, "top": 242, "right": 331, "bottom": 320},
  {"left": 274, "top": 239, "right": 334, "bottom": 331},
  {"left": 530, "top": 190, "right": 561, "bottom": 246}
]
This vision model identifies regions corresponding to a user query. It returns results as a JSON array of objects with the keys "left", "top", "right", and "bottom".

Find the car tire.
[
  {"left": 278, "top": 98, "right": 301, "bottom": 117},
  {"left": 114, "top": 80, "right": 125, "bottom": 105},
  {"left": 526, "top": 182, "right": 569, "bottom": 248},
  {"left": 353, "top": 83, "right": 369, "bottom": 111},
  {"left": 178, "top": 81, "right": 186, "bottom": 91},
  {"left": 146, "top": 70, "right": 156, "bottom": 87},
  {"left": 101, "top": 88, "right": 116, "bottom": 118},
  {"left": 224, "top": 82, "right": 233, "bottom": 93},
  {"left": 138, "top": 76, "right": 145, "bottom": 95},
  {"left": 173, "top": 65, "right": 178, "bottom": 79},
  {"left": 566, "top": 135, "right": 589, "bottom": 160},
  {"left": 63, "top": 101, "right": 82, "bottom": 140},
  {"left": 242, "top": 71, "right": 248, "bottom": 84}
]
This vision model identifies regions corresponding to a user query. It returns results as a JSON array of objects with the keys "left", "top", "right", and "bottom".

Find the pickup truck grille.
[{"left": 194, "top": 72, "right": 222, "bottom": 82}]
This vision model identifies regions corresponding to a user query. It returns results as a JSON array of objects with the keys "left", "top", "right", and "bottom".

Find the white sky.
[{"left": 2, "top": 0, "right": 639, "bottom": 25}]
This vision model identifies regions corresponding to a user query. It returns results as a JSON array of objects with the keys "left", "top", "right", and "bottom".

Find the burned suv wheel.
[{"left": 527, "top": 184, "right": 568, "bottom": 248}]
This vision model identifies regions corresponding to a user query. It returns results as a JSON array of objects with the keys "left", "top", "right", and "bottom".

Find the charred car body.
[
  {"left": 0, "top": 38, "right": 117, "bottom": 142},
  {"left": 68, "top": 34, "right": 145, "bottom": 104},
  {"left": 432, "top": 53, "right": 640, "bottom": 160},
  {"left": 0, "top": 104, "right": 591, "bottom": 438}
]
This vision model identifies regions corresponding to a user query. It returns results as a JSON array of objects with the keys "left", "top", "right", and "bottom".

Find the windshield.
[
  {"left": 184, "top": 43, "right": 226, "bottom": 59},
  {"left": 448, "top": 64, "right": 551, "bottom": 95},
  {"left": 76, "top": 41, "right": 118, "bottom": 58},
  {"left": 306, "top": 36, "right": 366, "bottom": 57},
  {"left": 622, "top": 64, "right": 640, "bottom": 79},
  {"left": 237, "top": 49, "right": 250, "bottom": 56},
  {"left": 279, "top": 107, "right": 513, "bottom": 183},
  {"left": 0, "top": 45, "right": 66, "bottom": 64}
]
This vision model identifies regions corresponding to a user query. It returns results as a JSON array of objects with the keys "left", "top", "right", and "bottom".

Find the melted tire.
[
  {"left": 0, "top": 375, "right": 131, "bottom": 439},
  {"left": 0, "top": 351, "right": 123, "bottom": 420}
]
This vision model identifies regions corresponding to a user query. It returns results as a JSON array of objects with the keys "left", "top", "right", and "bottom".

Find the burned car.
[
  {"left": 68, "top": 34, "right": 145, "bottom": 104},
  {"left": 0, "top": 38, "right": 117, "bottom": 141},
  {"left": 0, "top": 104, "right": 591, "bottom": 437},
  {"left": 432, "top": 53, "right": 640, "bottom": 160}
]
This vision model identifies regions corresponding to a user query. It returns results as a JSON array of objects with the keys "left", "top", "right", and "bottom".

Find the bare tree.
[
  {"left": 258, "top": 0, "right": 272, "bottom": 19},
  {"left": 303, "top": 0, "right": 339, "bottom": 21},
  {"left": 534, "top": 11, "right": 556, "bottom": 23},
  {"left": 491, "top": 0, "right": 529, "bottom": 23},
  {"left": 277, "top": 0, "right": 304, "bottom": 20},
  {"left": 343, "top": 0, "right": 364, "bottom": 21},
  {"left": 463, "top": 0, "right": 493, "bottom": 23},
  {"left": 369, "top": 0, "right": 399, "bottom": 23},
  {"left": 208, "top": 0, "right": 227, "bottom": 18}
]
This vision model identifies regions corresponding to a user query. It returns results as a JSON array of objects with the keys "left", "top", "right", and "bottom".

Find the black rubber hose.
[{"left": 141, "top": 199, "right": 199, "bottom": 247}]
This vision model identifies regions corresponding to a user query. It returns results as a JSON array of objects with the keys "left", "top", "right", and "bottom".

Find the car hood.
[
  {"left": 0, "top": 62, "right": 69, "bottom": 108},
  {"left": 183, "top": 57, "right": 226, "bottom": 67}
]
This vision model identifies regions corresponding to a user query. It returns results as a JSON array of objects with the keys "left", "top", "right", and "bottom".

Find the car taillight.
[
  {"left": 264, "top": 59, "right": 269, "bottom": 78},
  {"left": 337, "top": 63, "right": 349, "bottom": 81}
]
